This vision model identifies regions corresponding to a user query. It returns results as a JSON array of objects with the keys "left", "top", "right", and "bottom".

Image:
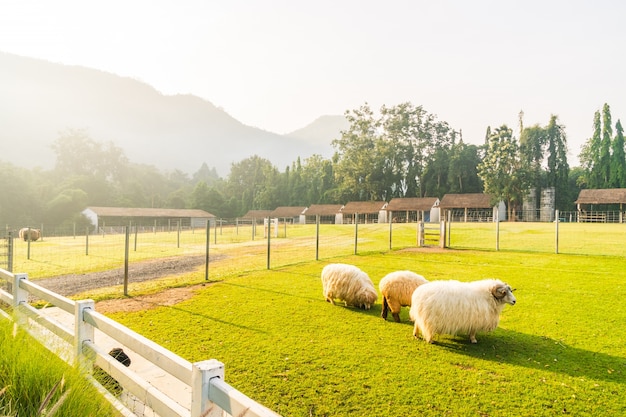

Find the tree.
[
  {"left": 477, "top": 125, "right": 528, "bottom": 220},
  {"left": 225, "top": 156, "right": 277, "bottom": 215},
  {"left": 609, "top": 119, "right": 626, "bottom": 187},
  {"left": 544, "top": 115, "right": 570, "bottom": 210},
  {"left": 447, "top": 141, "right": 482, "bottom": 193}
]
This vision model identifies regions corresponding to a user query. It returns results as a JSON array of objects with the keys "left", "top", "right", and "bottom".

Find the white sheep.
[
  {"left": 379, "top": 270, "right": 429, "bottom": 322},
  {"left": 409, "top": 279, "right": 516, "bottom": 343},
  {"left": 321, "top": 263, "right": 378, "bottom": 309}
]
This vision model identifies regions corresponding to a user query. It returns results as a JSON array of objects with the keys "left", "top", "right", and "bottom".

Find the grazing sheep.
[
  {"left": 321, "top": 263, "right": 378, "bottom": 309},
  {"left": 409, "top": 279, "right": 516, "bottom": 343},
  {"left": 18, "top": 227, "right": 40, "bottom": 242},
  {"left": 379, "top": 270, "right": 429, "bottom": 322}
]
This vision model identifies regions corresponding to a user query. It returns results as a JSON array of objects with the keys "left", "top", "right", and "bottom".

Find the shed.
[
  {"left": 439, "top": 193, "right": 505, "bottom": 222},
  {"left": 341, "top": 201, "right": 388, "bottom": 224},
  {"left": 269, "top": 206, "right": 308, "bottom": 224},
  {"left": 386, "top": 197, "right": 440, "bottom": 223},
  {"left": 241, "top": 210, "right": 273, "bottom": 224},
  {"left": 574, "top": 189, "right": 626, "bottom": 222},
  {"left": 304, "top": 204, "right": 344, "bottom": 224},
  {"left": 82, "top": 206, "right": 215, "bottom": 232}
]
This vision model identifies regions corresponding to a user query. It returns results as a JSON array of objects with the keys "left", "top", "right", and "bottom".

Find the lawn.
[{"left": 102, "top": 249, "right": 626, "bottom": 417}]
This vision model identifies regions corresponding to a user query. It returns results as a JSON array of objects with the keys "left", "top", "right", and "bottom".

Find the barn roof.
[
  {"left": 341, "top": 201, "right": 388, "bottom": 214},
  {"left": 575, "top": 188, "right": 626, "bottom": 204},
  {"left": 439, "top": 193, "right": 493, "bottom": 209},
  {"left": 85, "top": 206, "right": 215, "bottom": 218},
  {"left": 270, "top": 206, "right": 308, "bottom": 217},
  {"left": 241, "top": 210, "right": 273, "bottom": 219},
  {"left": 386, "top": 197, "right": 439, "bottom": 211},
  {"left": 305, "top": 204, "right": 344, "bottom": 216}
]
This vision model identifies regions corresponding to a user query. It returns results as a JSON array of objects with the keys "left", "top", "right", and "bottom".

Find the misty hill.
[{"left": 0, "top": 52, "right": 345, "bottom": 176}]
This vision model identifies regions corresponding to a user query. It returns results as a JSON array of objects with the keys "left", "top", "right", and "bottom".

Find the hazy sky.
[{"left": 2, "top": 0, "right": 625, "bottom": 165}]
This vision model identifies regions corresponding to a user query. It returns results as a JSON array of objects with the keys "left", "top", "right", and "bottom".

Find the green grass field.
[{"left": 7, "top": 222, "right": 626, "bottom": 416}]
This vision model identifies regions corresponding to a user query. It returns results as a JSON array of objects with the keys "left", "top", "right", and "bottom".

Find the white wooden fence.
[{"left": 0, "top": 268, "right": 281, "bottom": 417}]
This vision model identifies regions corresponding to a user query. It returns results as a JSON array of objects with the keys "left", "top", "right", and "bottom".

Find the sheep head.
[{"left": 491, "top": 283, "right": 516, "bottom": 305}]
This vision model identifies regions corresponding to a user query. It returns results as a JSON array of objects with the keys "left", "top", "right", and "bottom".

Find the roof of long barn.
[
  {"left": 386, "top": 197, "right": 439, "bottom": 211},
  {"left": 85, "top": 206, "right": 215, "bottom": 218},
  {"left": 341, "top": 201, "right": 388, "bottom": 214},
  {"left": 575, "top": 188, "right": 626, "bottom": 204},
  {"left": 305, "top": 204, "right": 344, "bottom": 216},
  {"left": 270, "top": 206, "right": 308, "bottom": 217},
  {"left": 439, "top": 193, "right": 493, "bottom": 209}
]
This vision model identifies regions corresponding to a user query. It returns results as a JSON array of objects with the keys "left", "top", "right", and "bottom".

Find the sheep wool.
[
  {"left": 409, "top": 278, "right": 516, "bottom": 343},
  {"left": 379, "top": 270, "right": 428, "bottom": 322},
  {"left": 321, "top": 263, "right": 378, "bottom": 309}
]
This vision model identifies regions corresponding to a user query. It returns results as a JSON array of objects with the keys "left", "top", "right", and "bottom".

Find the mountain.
[
  {"left": 0, "top": 52, "right": 343, "bottom": 176},
  {"left": 286, "top": 115, "right": 349, "bottom": 145}
]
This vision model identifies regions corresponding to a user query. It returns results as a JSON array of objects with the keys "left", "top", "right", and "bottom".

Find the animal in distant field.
[
  {"left": 379, "top": 270, "right": 428, "bottom": 322},
  {"left": 18, "top": 228, "right": 40, "bottom": 241},
  {"left": 321, "top": 263, "right": 378, "bottom": 309},
  {"left": 409, "top": 279, "right": 516, "bottom": 343}
]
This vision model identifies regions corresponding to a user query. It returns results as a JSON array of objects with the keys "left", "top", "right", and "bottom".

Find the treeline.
[{"left": 1, "top": 102, "right": 623, "bottom": 227}]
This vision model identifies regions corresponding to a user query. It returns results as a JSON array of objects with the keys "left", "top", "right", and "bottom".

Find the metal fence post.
[{"left": 555, "top": 209, "right": 559, "bottom": 254}]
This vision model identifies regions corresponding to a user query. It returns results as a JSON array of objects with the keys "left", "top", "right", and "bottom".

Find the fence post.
[
  {"left": 555, "top": 209, "right": 559, "bottom": 254},
  {"left": 315, "top": 215, "right": 320, "bottom": 261},
  {"left": 7, "top": 232, "right": 13, "bottom": 273},
  {"left": 354, "top": 213, "right": 358, "bottom": 255},
  {"left": 418, "top": 221, "right": 424, "bottom": 247},
  {"left": 495, "top": 210, "right": 500, "bottom": 251},
  {"left": 85, "top": 227, "right": 89, "bottom": 256},
  {"left": 12, "top": 272, "right": 28, "bottom": 308},
  {"left": 191, "top": 359, "right": 225, "bottom": 417},
  {"left": 205, "top": 220, "right": 210, "bottom": 281},
  {"left": 75, "top": 299, "right": 95, "bottom": 371},
  {"left": 389, "top": 220, "right": 392, "bottom": 250},
  {"left": 266, "top": 217, "right": 271, "bottom": 270},
  {"left": 124, "top": 226, "right": 130, "bottom": 296}
]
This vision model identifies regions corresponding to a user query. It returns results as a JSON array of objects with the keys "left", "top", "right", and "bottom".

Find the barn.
[
  {"left": 82, "top": 206, "right": 216, "bottom": 233},
  {"left": 270, "top": 207, "right": 308, "bottom": 224},
  {"left": 304, "top": 204, "right": 344, "bottom": 224},
  {"left": 574, "top": 188, "right": 626, "bottom": 222},
  {"left": 439, "top": 193, "right": 505, "bottom": 222},
  {"left": 386, "top": 197, "right": 440, "bottom": 223},
  {"left": 341, "top": 201, "right": 388, "bottom": 224}
]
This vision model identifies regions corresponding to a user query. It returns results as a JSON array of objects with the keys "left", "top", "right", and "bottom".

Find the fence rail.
[{"left": 0, "top": 268, "right": 281, "bottom": 417}]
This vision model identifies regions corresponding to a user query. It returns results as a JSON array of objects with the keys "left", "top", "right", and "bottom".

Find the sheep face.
[{"left": 492, "top": 283, "right": 516, "bottom": 305}]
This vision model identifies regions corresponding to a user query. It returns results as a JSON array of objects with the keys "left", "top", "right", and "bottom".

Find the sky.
[{"left": 1, "top": 0, "right": 625, "bottom": 165}]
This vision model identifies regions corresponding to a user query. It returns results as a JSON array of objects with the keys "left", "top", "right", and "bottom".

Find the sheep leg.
[
  {"left": 392, "top": 312, "right": 401, "bottom": 323},
  {"left": 381, "top": 298, "right": 389, "bottom": 320},
  {"left": 469, "top": 333, "right": 477, "bottom": 343}
]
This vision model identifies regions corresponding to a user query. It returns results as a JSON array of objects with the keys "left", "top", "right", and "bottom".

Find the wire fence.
[{"left": 3, "top": 213, "right": 626, "bottom": 285}]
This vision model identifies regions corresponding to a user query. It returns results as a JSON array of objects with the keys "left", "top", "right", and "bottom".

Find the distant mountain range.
[{"left": 0, "top": 52, "right": 348, "bottom": 176}]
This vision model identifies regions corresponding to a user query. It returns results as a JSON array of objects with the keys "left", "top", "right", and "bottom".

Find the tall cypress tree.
[
  {"left": 610, "top": 119, "right": 626, "bottom": 187},
  {"left": 599, "top": 103, "right": 613, "bottom": 187}
]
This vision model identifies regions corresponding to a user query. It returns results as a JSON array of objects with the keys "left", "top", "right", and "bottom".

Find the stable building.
[
  {"left": 386, "top": 197, "right": 440, "bottom": 223},
  {"left": 82, "top": 206, "right": 216, "bottom": 232},
  {"left": 574, "top": 188, "right": 626, "bottom": 222}
]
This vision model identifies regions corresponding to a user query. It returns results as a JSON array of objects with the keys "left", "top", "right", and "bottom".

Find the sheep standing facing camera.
[
  {"left": 409, "top": 279, "right": 516, "bottom": 343},
  {"left": 321, "top": 263, "right": 378, "bottom": 309},
  {"left": 379, "top": 270, "right": 429, "bottom": 322}
]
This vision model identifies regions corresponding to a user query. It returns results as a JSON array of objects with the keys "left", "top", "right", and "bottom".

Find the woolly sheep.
[
  {"left": 18, "top": 227, "right": 40, "bottom": 242},
  {"left": 379, "top": 270, "right": 428, "bottom": 322},
  {"left": 321, "top": 263, "right": 378, "bottom": 309},
  {"left": 409, "top": 279, "right": 516, "bottom": 343}
]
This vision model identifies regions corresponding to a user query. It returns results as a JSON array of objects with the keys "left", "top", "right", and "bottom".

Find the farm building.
[
  {"left": 270, "top": 206, "right": 308, "bottom": 224},
  {"left": 386, "top": 197, "right": 440, "bottom": 223},
  {"left": 574, "top": 188, "right": 626, "bottom": 222},
  {"left": 240, "top": 210, "right": 273, "bottom": 224},
  {"left": 341, "top": 201, "right": 388, "bottom": 224},
  {"left": 304, "top": 204, "right": 344, "bottom": 224},
  {"left": 439, "top": 193, "right": 505, "bottom": 222},
  {"left": 82, "top": 207, "right": 216, "bottom": 232}
]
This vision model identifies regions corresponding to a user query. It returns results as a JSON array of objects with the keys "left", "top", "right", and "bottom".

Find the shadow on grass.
[{"left": 436, "top": 329, "right": 625, "bottom": 384}]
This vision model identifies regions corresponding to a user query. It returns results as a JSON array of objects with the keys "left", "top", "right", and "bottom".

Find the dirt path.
[{"left": 35, "top": 254, "right": 216, "bottom": 313}]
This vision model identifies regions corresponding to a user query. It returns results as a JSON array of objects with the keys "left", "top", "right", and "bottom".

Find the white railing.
[{"left": 0, "top": 268, "right": 281, "bottom": 417}]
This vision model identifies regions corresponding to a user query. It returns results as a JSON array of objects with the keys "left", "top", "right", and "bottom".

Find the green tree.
[
  {"left": 226, "top": 156, "right": 277, "bottom": 215},
  {"left": 447, "top": 141, "right": 482, "bottom": 193},
  {"left": 478, "top": 125, "right": 528, "bottom": 220},
  {"left": 609, "top": 119, "right": 626, "bottom": 187}
]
